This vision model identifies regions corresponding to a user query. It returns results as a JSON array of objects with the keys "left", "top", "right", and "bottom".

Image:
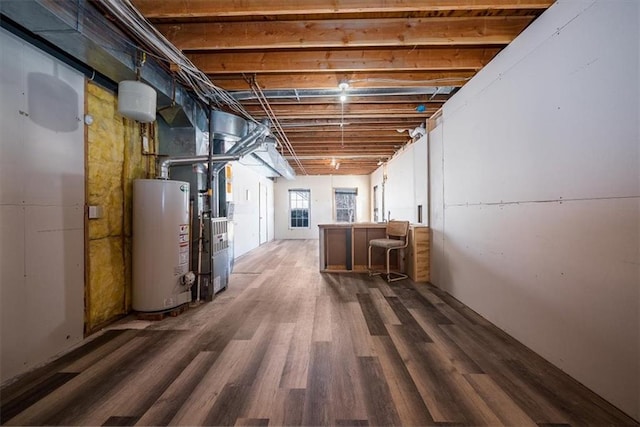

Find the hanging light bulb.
[{"left": 338, "top": 81, "right": 349, "bottom": 103}]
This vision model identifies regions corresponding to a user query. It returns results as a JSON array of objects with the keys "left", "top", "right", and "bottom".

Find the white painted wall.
[
  {"left": 429, "top": 124, "right": 446, "bottom": 288},
  {"left": 274, "top": 175, "right": 370, "bottom": 239},
  {"left": 230, "top": 161, "right": 275, "bottom": 258},
  {"left": 429, "top": 0, "right": 639, "bottom": 419},
  {"left": 0, "top": 28, "right": 85, "bottom": 382},
  {"left": 413, "top": 136, "right": 428, "bottom": 224},
  {"left": 370, "top": 136, "right": 428, "bottom": 224}
]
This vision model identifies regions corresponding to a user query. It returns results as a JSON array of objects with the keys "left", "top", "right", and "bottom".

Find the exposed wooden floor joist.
[{"left": 125, "top": 0, "right": 554, "bottom": 175}]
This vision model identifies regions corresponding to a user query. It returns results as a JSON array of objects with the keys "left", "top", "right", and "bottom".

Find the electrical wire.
[
  {"left": 253, "top": 85, "right": 306, "bottom": 174},
  {"left": 340, "top": 101, "right": 345, "bottom": 148},
  {"left": 93, "top": 0, "right": 257, "bottom": 122},
  {"left": 246, "top": 76, "right": 306, "bottom": 175}
]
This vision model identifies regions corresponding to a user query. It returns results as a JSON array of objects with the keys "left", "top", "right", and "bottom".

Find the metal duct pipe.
[
  {"left": 158, "top": 155, "right": 239, "bottom": 180},
  {"left": 227, "top": 122, "right": 271, "bottom": 155},
  {"left": 208, "top": 106, "right": 220, "bottom": 217},
  {"left": 157, "top": 123, "right": 271, "bottom": 179},
  {"left": 211, "top": 123, "right": 271, "bottom": 174},
  {"left": 230, "top": 87, "right": 456, "bottom": 101},
  {"left": 210, "top": 111, "right": 248, "bottom": 141}
]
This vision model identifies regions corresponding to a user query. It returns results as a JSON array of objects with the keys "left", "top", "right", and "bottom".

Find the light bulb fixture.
[
  {"left": 338, "top": 81, "right": 349, "bottom": 103},
  {"left": 335, "top": 162, "right": 341, "bottom": 170}
]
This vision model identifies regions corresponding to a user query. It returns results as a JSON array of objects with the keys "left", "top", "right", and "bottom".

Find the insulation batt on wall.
[{"left": 86, "top": 81, "right": 150, "bottom": 331}]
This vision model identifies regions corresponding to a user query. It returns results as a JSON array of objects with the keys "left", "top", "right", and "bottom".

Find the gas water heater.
[{"left": 132, "top": 179, "right": 193, "bottom": 312}]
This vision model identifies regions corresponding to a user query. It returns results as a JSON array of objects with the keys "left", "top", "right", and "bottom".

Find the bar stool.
[{"left": 368, "top": 220, "right": 410, "bottom": 282}]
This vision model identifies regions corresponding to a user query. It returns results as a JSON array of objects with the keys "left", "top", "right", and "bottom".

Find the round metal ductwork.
[{"left": 210, "top": 111, "right": 247, "bottom": 141}]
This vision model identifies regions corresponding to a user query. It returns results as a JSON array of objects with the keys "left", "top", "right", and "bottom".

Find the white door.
[{"left": 259, "top": 182, "right": 268, "bottom": 244}]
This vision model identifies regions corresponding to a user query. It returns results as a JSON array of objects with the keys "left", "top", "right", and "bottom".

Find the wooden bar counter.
[{"left": 318, "top": 223, "right": 430, "bottom": 281}]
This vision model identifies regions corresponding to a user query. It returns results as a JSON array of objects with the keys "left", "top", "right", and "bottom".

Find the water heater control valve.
[{"left": 181, "top": 271, "right": 196, "bottom": 287}]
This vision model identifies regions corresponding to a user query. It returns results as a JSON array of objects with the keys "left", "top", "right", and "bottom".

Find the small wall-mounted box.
[{"left": 88, "top": 205, "right": 103, "bottom": 219}]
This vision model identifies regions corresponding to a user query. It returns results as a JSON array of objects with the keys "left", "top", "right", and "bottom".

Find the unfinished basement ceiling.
[{"left": 131, "top": 0, "right": 555, "bottom": 175}]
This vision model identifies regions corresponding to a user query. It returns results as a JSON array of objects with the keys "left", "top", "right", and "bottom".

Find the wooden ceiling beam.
[
  {"left": 294, "top": 155, "right": 395, "bottom": 160},
  {"left": 256, "top": 112, "right": 429, "bottom": 119},
  {"left": 291, "top": 145, "right": 406, "bottom": 151},
  {"left": 133, "top": 0, "right": 555, "bottom": 19},
  {"left": 287, "top": 130, "right": 410, "bottom": 138},
  {"left": 279, "top": 117, "right": 423, "bottom": 123},
  {"left": 293, "top": 153, "right": 399, "bottom": 157},
  {"left": 299, "top": 171, "right": 375, "bottom": 176},
  {"left": 299, "top": 165, "right": 382, "bottom": 169},
  {"left": 290, "top": 133, "right": 406, "bottom": 139},
  {"left": 299, "top": 165, "right": 378, "bottom": 168},
  {"left": 293, "top": 144, "right": 398, "bottom": 148},
  {"left": 284, "top": 130, "right": 416, "bottom": 137},
  {"left": 291, "top": 147, "right": 399, "bottom": 154},
  {"left": 238, "top": 93, "right": 450, "bottom": 104},
  {"left": 292, "top": 158, "right": 387, "bottom": 162},
  {"left": 244, "top": 103, "right": 438, "bottom": 114},
  {"left": 299, "top": 161, "right": 381, "bottom": 165},
  {"left": 299, "top": 163, "right": 378, "bottom": 168},
  {"left": 293, "top": 144, "right": 398, "bottom": 149},
  {"left": 189, "top": 47, "right": 500, "bottom": 74},
  {"left": 215, "top": 71, "right": 472, "bottom": 90},
  {"left": 300, "top": 164, "right": 376, "bottom": 167},
  {"left": 127, "top": 0, "right": 554, "bottom": 177},
  {"left": 297, "top": 165, "right": 381, "bottom": 169},
  {"left": 289, "top": 142, "right": 404, "bottom": 147},
  {"left": 298, "top": 172, "right": 375, "bottom": 176},
  {"left": 158, "top": 17, "right": 531, "bottom": 51},
  {"left": 293, "top": 153, "right": 396, "bottom": 157},
  {"left": 284, "top": 123, "right": 417, "bottom": 128},
  {"left": 296, "top": 149, "right": 395, "bottom": 156}
]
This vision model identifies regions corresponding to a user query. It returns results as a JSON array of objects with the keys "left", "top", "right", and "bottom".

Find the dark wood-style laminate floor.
[{"left": 1, "top": 239, "right": 637, "bottom": 426}]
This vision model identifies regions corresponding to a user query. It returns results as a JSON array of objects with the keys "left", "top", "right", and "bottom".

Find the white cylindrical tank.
[
  {"left": 118, "top": 80, "right": 157, "bottom": 123},
  {"left": 133, "top": 179, "right": 191, "bottom": 312}
]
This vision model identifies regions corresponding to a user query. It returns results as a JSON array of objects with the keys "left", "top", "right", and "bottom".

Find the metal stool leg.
[
  {"left": 386, "top": 248, "right": 391, "bottom": 278},
  {"left": 368, "top": 244, "right": 381, "bottom": 277},
  {"left": 386, "top": 247, "right": 408, "bottom": 282}
]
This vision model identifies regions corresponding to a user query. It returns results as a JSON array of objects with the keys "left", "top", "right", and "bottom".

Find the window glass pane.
[
  {"left": 289, "top": 189, "right": 310, "bottom": 228},
  {"left": 334, "top": 188, "right": 357, "bottom": 223}
]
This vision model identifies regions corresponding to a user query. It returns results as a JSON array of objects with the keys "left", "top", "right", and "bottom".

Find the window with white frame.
[
  {"left": 334, "top": 188, "right": 357, "bottom": 222},
  {"left": 289, "top": 189, "right": 310, "bottom": 228}
]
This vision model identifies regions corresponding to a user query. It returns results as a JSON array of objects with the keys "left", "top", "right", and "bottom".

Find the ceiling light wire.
[
  {"left": 341, "top": 101, "right": 345, "bottom": 149},
  {"left": 246, "top": 77, "right": 306, "bottom": 175}
]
